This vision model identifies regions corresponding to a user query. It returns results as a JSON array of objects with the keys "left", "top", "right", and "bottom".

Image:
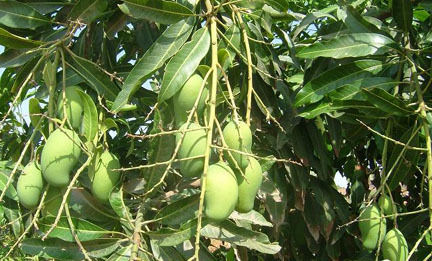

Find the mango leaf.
[
  {"left": 0, "top": 1, "right": 50, "bottom": 29},
  {"left": 28, "top": 98, "right": 42, "bottom": 129},
  {"left": 230, "top": 210, "right": 273, "bottom": 227},
  {"left": 38, "top": 216, "right": 108, "bottom": 242},
  {"left": 3, "top": 206, "right": 23, "bottom": 236},
  {"left": 26, "top": 2, "right": 69, "bottom": 14},
  {"left": 109, "top": 188, "right": 133, "bottom": 230},
  {"left": 294, "top": 60, "right": 384, "bottom": 106},
  {"left": 292, "top": 9, "right": 337, "bottom": 40},
  {"left": 21, "top": 238, "right": 120, "bottom": 259},
  {"left": 327, "top": 77, "right": 398, "bottom": 101},
  {"left": 155, "top": 194, "right": 199, "bottom": 225},
  {"left": 0, "top": 49, "right": 39, "bottom": 68},
  {"left": 0, "top": 27, "right": 43, "bottom": 49},
  {"left": 119, "top": 0, "right": 194, "bottom": 25},
  {"left": 362, "top": 88, "right": 413, "bottom": 116},
  {"left": 66, "top": 50, "right": 119, "bottom": 101},
  {"left": 112, "top": 18, "right": 194, "bottom": 112},
  {"left": 0, "top": 171, "right": 18, "bottom": 201},
  {"left": 299, "top": 100, "right": 380, "bottom": 119},
  {"left": 76, "top": 90, "right": 98, "bottom": 141},
  {"left": 392, "top": 0, "right": 413, "bottom": 32},
  {"left": 148, "top": 219, "right": 207, "bottom": 246},
  {"left": 107, "top": 244, "right": 133, "bottom": 261},
  {"left": 297, "top": 33, "right": 396, "bottom": 59},
  {"left": 69, "top": 188, "right": 117, "bottom": 222},
  {"left": 69, "top": 0, "right": 108, "bottom": 24},
  {"left": 201, "top": 220, "right": 281, "bottom": 254},
  {"left": 158, "top": 26, "right": 210, "bottom": 102}
]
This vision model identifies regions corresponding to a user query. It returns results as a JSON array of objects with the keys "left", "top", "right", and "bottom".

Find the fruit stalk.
[{"left": 193, "top": 1, "right": 218, "bottom": 258}]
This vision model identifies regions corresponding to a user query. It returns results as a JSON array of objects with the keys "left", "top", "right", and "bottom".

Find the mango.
[
  {"left": 42, "top": 186, "right": 69, "bottom": 216},
  {"left": 222, "top": 120, "right": 252, "bottom": 170},
  {"left": 176, "top": 122, "right": 207, "bottom": 178},
  {"left": 41, "top": 128, "right": 81, "bottom": 187},
  {"left": 89, "top": 150, "right": 121, "bottom": 202},
  {"left": 17, "top": 161, "right": 44, "bottom": 209},
  {"left": 379, "top": 194, "right": 394, "bottom": 219},
  {"left": 358, "top": 204, "right": 386, "bottom": 251},
  {"left": 204, "top": 162, "right": 238, "bottom": 221},
  {"left": 382, "top": 228, "right": 408, "bottom": 261},
  {"left": 235, "top": 157, "right": 262, "bottom": 213},
  {"left": 173, "top": 74, "right": 208, "bottom": 126},
  {"left": 57, "top": 86, "right": 84, "bottom": 130}
]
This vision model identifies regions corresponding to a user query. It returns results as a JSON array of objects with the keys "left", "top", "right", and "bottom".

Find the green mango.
[
  {"left": 382, "top": 228, "right": 408, "bottom": 261},
  {"left": 222, "top": 120, "right": 252, "bottom": 170},
  {"left": 358, "top": 204, "right": 386, "bottom": 251},
  {"left": 90, "top": 150, "right": 121, "bottom": 202},
  {"left": 235, "top": 157, "right": 262, "bottom": 213},
  {"left": 41, "top": 128, "right": 81, "bottom": 187},
  {"left": 42, "top": 186, "right": 69, "bottom": 216},
  {"left": 173, "top": 74, "right": 208, "bottom": 126},
  {"left": 57, "top": 86, "right": 84, "bottom": 130},
  {"left": 379, "top": 194, "right": 394, "bottom": 219},
  {"left": 176, "top": 122, "right": 207, "bottom": 178},
  {"left": 205, "top": 162, "right": 238, "bottom": 221},
  {"left": 17, "top": 161, "right": 44, "bottom": 209}
]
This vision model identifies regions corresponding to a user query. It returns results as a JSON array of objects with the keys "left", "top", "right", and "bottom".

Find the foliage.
[{"left": 1, "top": 0, "right": 432, "bottom": 260}]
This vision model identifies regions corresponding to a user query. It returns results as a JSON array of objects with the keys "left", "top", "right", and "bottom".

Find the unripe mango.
[
  {"left": 382, "top": 228, "right": 408, "bottom": 261},
  {"left": 379, "top": 194, "right": 394, "bottom": 219},
  {"left": 17, "top": 161, "right": 44, "bottom": 209},
  {"left": 176, "top": 122, "right": 207, "bottom": 178},
  {"left": 205, "top": 162, "right": 238, "bottom": 221},
  {"left": 235, "top": 157, "right": 262, "bottom": 213},
  {"left": 222, "top": 120, "right": 252, "bottom": 170},
  {"left": 57, "top": 86, "right": 84, "bottom": 130},
  {"left": 89, "top": 150, "right": 121, "bottom": 202},
  {"left": 358, "top": 204, "right": 386, "bottom": 250},
  {"left": 173, "top": 74, "right": 208, "bottom": 126},
  {"left": 41, "top": 128, "right": 81, "bottom": 187}
]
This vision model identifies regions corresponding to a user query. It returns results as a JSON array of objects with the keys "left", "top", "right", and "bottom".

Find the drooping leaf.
[
  {"left": 69, "top": 188, "right": 117, "bottom": 222},
  {"left": 327, "top": 77, "right": 398, "bottom": 101},
  {"left": 155, "top": 194, "right": 199, "bottom": 225},
  {"left": 230, "top": 210, "right": 273, "bottom": 227},
  {"left": 298, "top": 100, "right": 382, "bottom": 119},
  {"left": 297, "top": 33, "right": 396, "bottom": 59},
  {"left": 38, "top": 216, "right": 108, "bottom": 242},
  {"left": 158, "top": 26, "right": 210, "bottom": 102},
  {"left": 76, "top": 90, "right": 98, "bottom": 141},
  {"left": 0, "top": 49, "right": 39, "bottom": 68},
  {"left": 28, "top": 98, "right": 42, "bottom": 129},
  {"left": 392, "top": 0, "right": 413, "bottom": 32},
  {"left": 109, "top": 188, "right": 134, "bottom": 230},
  {"left": 106, "top": 244, "right": 133, "bottom": 261},
  {"left": 147, "top": 219, "right": 203, "bottom": 246},
  {"left": 0, "top": 1, "right": 50, "bottom": 29},
  {"left": 69, "top": 0, "right": 108, "bottom": 24},
  {"left": 292, "top": 8, "right": 338, "bottom": 40},
  {"left": 294, "top": 60, "right": 385, "bottom": 106},
  {"left": 0, "top": 27, "right": 43, "bottom": 49},
  {"left": 112, "top": 18, "right": 194, "bottom": 112},
  {"left": 66, "top": 49, "right": 119, "bottom": 101},
  {"left": 362, "top": 88, "right": 413, "bottom": 116},
  {"left": 119, "top": 0, "right": 194, "bottom": 25},
  {"left": 0, "top": 171, "right": 18, "bottom": 201}
]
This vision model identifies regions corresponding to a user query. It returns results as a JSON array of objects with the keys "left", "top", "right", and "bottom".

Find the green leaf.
[
  {"left": 292, "top": 9, "right": 337, "bottom": 40},
  {"left": 294, "top": 60, "right": 385, "bottom": 106},
  {"left": 21, "top": 238, "right": 120, "bottom": 259},
  {"left": 201, "top": 221, "right": 281, "bottom": 254},
  {"left": 0, "top": 171, "right": 18, "bottom": 201},
  {"left": 0, "top": 49, "right": 39, "bottom": 68},
  {"left": 76, "top": 90, "right": 98, "bottom": 141},
  {"left": 362, "top": 88, "right": 413, "bottom": 116},
  {"left": 119, "top": 0, "right": 194, "bottom": 25},
  {"left": 230, "top": 210, "right": 273, "bottom": 227},
  {"left": 26, "top": 2, "right": 70, "bottom": 14},
  {"left": 158, "top": 26, "right": 210, "bottom": 102},
  {"left": 66, "top": 50, "right": 119, "bottom": 101},
  {"left": 0, "top": 27, "right": 43, "bottom": 49},
  {"left": 109, "top": 188, "right": 133, "bottom": 229},
  {"left": 148, "top": 219, "right": 205, "bottom": 246},
  {"left": 28, "top": 98, "right": 42, "bottom": 129},
  {"left": 0, "top": 1, "right": 50, "bottom": 29},
  {"left": 112, "top": 18, "right": 194, "bottom": 112},
  {"left": 107, "top": 244, "right": 132, "bottom": 261},
  {"left": 3, "top": 206, "right": 23, "bottom": 236},
  {"left": 297, "top": 33, "right": 396, "bottom": 59},
  {"left": 327, "top": 77, "right": 398, "bottom": 101},
  {"left": 69, "top": 0, "right": 108, "bottom": 24},
  {"left": 38, "top": 216, "right": 108, "bottom": 242},
  {"left": 155, "top": 194, "right": 199, "bottom": 225},
  {"left": 392, "top": 0, "right": 413, "bottom": 32},
  {"left": 11, "top": 56, "right": 40, "bottom": 93},
  {"left": 298, "top": 100, "right": 380, "bottom": 119},
  {"left": 69, "top": 188, "right": 117, "bottom": 222}
]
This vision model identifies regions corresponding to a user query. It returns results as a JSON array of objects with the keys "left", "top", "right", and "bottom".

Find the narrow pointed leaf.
[
  {"left": 294, "top": 60, "right": 384, "bottom": 106},
  {"left": 0, "top": 171, "right": 18, "bottom": 201},
  {"left": 362, "top": 88, "right": 413, "bottom": 116},
  {"left": 328, "top": 77, "right": 399, "bottom": 101},
  {"left": 69, "top": 0, "right": 108, "bottom": 24},
  {"left": 77, "top": 90, "right": 98, "bottom": 142},
  {"left": 392, "top": 0, "right": 413, "bottom": 32},
  {"left": 119, "top": 0, "right": 194, "bottom": 25},
  {"left": 0, "top": 27, "right": 43, "bottom": 49},
  {"left": 0, "top": 1, "right": 50, "bottom": 29},
  {"left": 158, "top": 27, "right": 210, "bottom": 102},
  {"left": 297, "top": 33, "right": 396, "bottom": 59},
  {"left": 155, "top": 194, "right": 199, "bottom": 225},
  {"left": 112, "top": 18, "right": 194, "bottom": 112},
  {"left": 0, "top": 49, "right": 39, "bottom": 68}
]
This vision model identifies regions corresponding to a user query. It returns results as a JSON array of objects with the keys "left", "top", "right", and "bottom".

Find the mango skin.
[
  {"left": 235, "top": 157, "right": 262, "bottom": 213},
  {"left": 90, "top": 150, "right": 121, "bottom": 202},
  {"left": 57, "top": 86, "right": 84, "bottom": 130},
  {"left": 222, "top": 121, "right": 252, "bottom": 170},
  {"left": 173, "top": 74, "right": 208, "bottom": 126},
  {"left": 358, "top": 204, "right": 386, "bottom": 251},
  {"left": 382, "top": 228, "right": 408, "bottom": 261},
  {"left": 205, "top": 162, "right": 238, "bottom": 222},
  {"left": 379, "top": 194, "right": 394, "bottom": 219},
  {"left": 176, "top": 122, "right": 207, "bottom": 178},
  {"left": 17, "top": 161, "right": 44, "bottom": 209},
  {"left": 41, "top": 128, "right": 81, "bottom": 187}
]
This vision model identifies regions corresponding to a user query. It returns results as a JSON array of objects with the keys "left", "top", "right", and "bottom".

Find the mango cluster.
[
  {"left": 17, "top": 87, "right": 121, "bottom": 213},
  {"left": 172, "top": 74, "right": 263, "bottom": 222},
  {"left": 358, "top": 196, "right": 408, "bottom": 260}
]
